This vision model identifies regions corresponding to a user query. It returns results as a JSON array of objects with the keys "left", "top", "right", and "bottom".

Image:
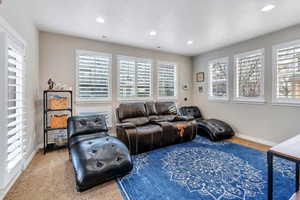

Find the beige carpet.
[
  {"left": 4, "top": 149, "right": 123, "bottom": 200},
  {"left": 4, "top": 137, "right": 269, "bottom": 200}
]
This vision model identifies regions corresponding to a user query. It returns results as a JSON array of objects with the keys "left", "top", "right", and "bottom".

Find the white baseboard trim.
[
  {"left": 236, "top": 133, "right": 278, "bottom": 147},
  {"left": 0, "top": 146, "right": 39, "bottom": 200},
  {"left": 23, "top": 146, "right": 40, "bottom": 170},
  {"left": 0, "top": 170, "right": 22, "bottom": 200},
  {"left": 38, "top": 143, "right": 43, "bottom": 149}
]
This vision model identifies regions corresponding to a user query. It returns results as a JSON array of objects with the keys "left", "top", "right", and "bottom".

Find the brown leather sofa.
[{"left": 116, "top": 102, "right": 197, "bottom": 154}]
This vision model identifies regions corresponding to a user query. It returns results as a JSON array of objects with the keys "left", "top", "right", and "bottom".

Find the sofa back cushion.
[
  {"left": 145, "top": 101, "right": 157, "bottom": 116},
  {"left": 155, "top": 102, "right": 177, "bottom": 115},
  {"left": 117, "top": 102, "right": 148, "bottom": 121},
  {"left": 122, "top": 117, "right": 150, "bottom": 126}
]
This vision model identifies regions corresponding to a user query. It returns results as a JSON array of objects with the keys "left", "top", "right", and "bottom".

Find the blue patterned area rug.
[{"left": 117, "top": 136, "right": 295, "bottom": 200}]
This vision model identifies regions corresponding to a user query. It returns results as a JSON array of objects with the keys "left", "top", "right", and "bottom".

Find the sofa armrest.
[
  {"left": 67, "top": 117, "right": 75, "bottom": 148},
  {"left": 174, "top": 116, "right": 194, "bottom": 121},
  {"left": 116, "top": 122, "right": 136, "bottom": 129}
]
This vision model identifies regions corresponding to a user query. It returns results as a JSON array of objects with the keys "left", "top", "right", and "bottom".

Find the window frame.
[
  {"left": 75, "top": 49, "right": 112, "bottom": 103},
  {"left": 272, "top": 40, "right": 300, "bottom": 106},
  {"left": 157, "top": 61, "right": 178, "bottom": 100},
  {"left": 233, "top": 48, "right": 265, "bottom": 104},
  {"left": 117, "top": 55, "right": 153, "bottom": 101},
  {"left": 207, "top": 57, "right": 229, "bottom": 101},
  {"left": 0, "top": 16, "right": 27, "bottom": 189}
]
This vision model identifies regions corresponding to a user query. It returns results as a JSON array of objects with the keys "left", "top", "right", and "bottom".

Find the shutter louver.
[
  {"left": 136, "top": 61, "right": 151, "bottom": 97},
  {"left": 77, "top": 51, "right": 111, "bottom": 101},
  {"left": 235, "top": 49, "right": 264, "bottom": 101},
  {"left": 276, "top": 44, "right": 300, "bottom": 100},
  {"left": 7, "top": 42, "right": 25, "bottom": 171},
  {"left": 158, "top": 63, "right": 176, "bottom": 97},
  {"left": 208, "top": 58, "right": 228, "bottom": 99},
  {"left": 119, "top": 59, "right": 136, "bottom": 98},
  {"left": 118, "top": 57, "right": 152, "bottom": 99}
]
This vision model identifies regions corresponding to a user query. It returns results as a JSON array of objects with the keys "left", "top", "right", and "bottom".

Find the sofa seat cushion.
[
  {"left": 151, "top": 115, "right": 191, "bottom": 122},
  {"left": 70, "top": 136, "right": 132, "bottom": 191},
  {"left": 156, "top": 115, "right": 176, "bottom": 122},
  {"left": 122, "top": 117, "right": 149, "bottom": 126},
  {"left": 69, "top": 132, "right": 108, "bottom": 147}
]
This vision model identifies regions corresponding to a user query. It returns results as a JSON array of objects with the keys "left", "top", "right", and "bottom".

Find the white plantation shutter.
[
  {"left": 7, "top": 41, "right": 26, "bottom": 171},
  {"left": 136, "top": 61, "right": 151, "bottom": 97},
  {"left": 118, "top": 56, "right": 152, "bottom": 99},
  {"left": 208, "top": 58, "right": 228, "bottom": 100},
  {"left": 273, "top": 40, "right": 300, "bottom": 104},
  {"left": 234, "top": 49, "right": 264, "bottom": 102},
  {"left": 158, "top": 62, "right": 177, "bottom": 98},
  {"left": 76, "top": 50, "right": 112, "bottom": 101},
  {"left": 0, "top": 24, "right": 26, "bottom": 189},
  {"left": 119, "top": 59, "right": 136, "bottom": 97}
]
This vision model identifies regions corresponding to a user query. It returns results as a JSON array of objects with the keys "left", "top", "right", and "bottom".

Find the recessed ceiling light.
[
  {"left": 261, "top": 4, "right": 275, "bottom": 12},
  {"left": 187, "top": 40, "right": 194, "bottom": 45},
  {"left": 96, "top": 17, "right": 105, "bottom": 24},
  {"left": 149, "top": 31, "right": 157, "bottom": 36}
]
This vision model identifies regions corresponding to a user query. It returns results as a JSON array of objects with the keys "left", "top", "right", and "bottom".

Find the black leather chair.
[
  {"left": 116, "top": 102, "right": 197, "bottom": 154},
  {"left": 179, "top": 106, "right": 235, "bottom": 141},
  {"left": 67, "top": 115, "right": 133, "bottom": 192}
]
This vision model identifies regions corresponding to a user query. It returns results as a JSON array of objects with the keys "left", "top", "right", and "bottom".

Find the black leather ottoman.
[
  {"left": 179, "top": 106, "right": 235, "bottom": 141},
  {"left": 68, "top": 115, "right": 133, "bottom": 192}
]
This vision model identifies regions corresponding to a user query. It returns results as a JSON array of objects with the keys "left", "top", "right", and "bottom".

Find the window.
[
  {"left": 6, "top": 41, "right": 25, "bottom": 171},
  {"left": 0, "top": 23, "right": 26, "bottom": 188},
  {"left": 76, "top": 50, "right": 112, "bottom": 102},
  {"left": 273, "top": 40, "right": 300, "bottom": 105},
  {"left": 234, "top": 49, "right": 265, "bottom": 103},
  {"left": 158, "top": 62, "right": 177, "bottom": 98},
  {"left": 118, "top": 56, "right": 152, "bottom": 100},
  {"left": 208, "top": 57, "right": 229, "bottom": 100}
]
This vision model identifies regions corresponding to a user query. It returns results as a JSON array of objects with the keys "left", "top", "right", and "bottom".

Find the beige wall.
[
  {"left": 0, "top": 0, "right": 39, "bottom": 198},
  {"left": 39, "top": 31, "right": 193, "bottom": 136},
  {"left": 193, "top": 24, "right": 300, "bottom": 145}
]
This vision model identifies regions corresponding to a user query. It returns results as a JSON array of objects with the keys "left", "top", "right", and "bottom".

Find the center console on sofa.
[{"left": 116, "top": 101, "right": 197, "bottom": 154}]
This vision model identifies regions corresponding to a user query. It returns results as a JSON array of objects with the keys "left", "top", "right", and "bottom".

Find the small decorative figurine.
[
  {"left": 196, "top": 72, "right": 205, "bottom": 82},
  {"left": 47, "top": 78, "right": 55, "bottom": 90}
]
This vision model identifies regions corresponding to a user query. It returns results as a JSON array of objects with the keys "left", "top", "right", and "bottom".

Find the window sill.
[
  {"left": 157, "top": 96, "right": 178, "bottom": 100},
  {"left": 208, "top": 97, "right": 229, "bottom": 102},
  {"left": 272, "top": 101, "right": 300, "bottom": 107},
  {"left": 118, "top": 97, "right": 154, "bottom": 102},
  {"left": 232, "top": 98, "right": 266, "bottom": 105},
  {"left": 76, "top": 98, "right": 112, "bottom": 104}
]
